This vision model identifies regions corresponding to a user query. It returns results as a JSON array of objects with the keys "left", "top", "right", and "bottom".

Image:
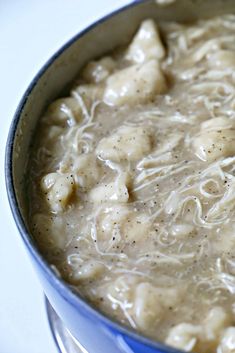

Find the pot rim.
[{"left": 4, "top": 1, "right": 182, "bottom": 352}]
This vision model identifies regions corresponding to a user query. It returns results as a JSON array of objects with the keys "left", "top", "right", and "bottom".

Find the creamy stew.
[{"left": 29, "top": 15, "right": 235, "bottom": 353}]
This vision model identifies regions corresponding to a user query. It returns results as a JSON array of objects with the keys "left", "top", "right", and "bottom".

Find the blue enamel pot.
[{"left": 5, "top": 0, "right": 235, "bottom": 352}]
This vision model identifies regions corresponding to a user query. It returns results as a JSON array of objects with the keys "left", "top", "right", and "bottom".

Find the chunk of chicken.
[
  {"left": 96, "top": 125, "right": 153, "bottom": 162},
  {"left": 125, "top": 19, "right": 165, "bottom": 63},
  {"left": 103, "top": 60, "right": 167, "bottom": 106}
]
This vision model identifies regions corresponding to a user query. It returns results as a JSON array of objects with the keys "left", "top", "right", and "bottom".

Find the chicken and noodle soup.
[{"left": 29, "top": 15, "right": 235, "bottom": 352}]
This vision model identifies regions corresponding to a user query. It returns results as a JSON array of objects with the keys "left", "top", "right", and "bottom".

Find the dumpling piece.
[
  {"left": 45, "top": 97, "right": 82, "bottom": 126},
  {"left": 89, "top": 173, "right": 130, "bottom": 203},
  {"left": 69, "top": 259, "right": 105, "bottom": 283},
  {"left": 218, "top": 327, "right": 235, "bottom": 353},
  {"left": 125, "top": 19, "right": 166, "bottom": 63},
  {"left": 192, "top": 117, "right": 235, "bottom": 162},
  {"left": 103, "top": 60, "right": 167, "bottom": 106},
  {"left": 73, "top": 83, "right": 104, "bottom": 108},
  {"left": 165, "top": 306, "right": 231, "bottom": 352},
  {"left": 96, "top": 125, "right": 153, "bottom": 162},
  {"left": 69, "top": 153, "right": 100, "bottom": 190},
  {"left": 122, "top": 212, "right": 151, "bottom": 242},
  {"left": 97, "top": 204, "right": 151, "bottom": 243},
  {"left": 107, "top": 278, "right": 182, "bottom": 332},
  {"left": 41, "top": 172, "right": 75, "bottom": 213},
  {"left": 107, "top": 275, "right": 139, "bottom": 303},
  {"left": 82, "top": 56, "right": 116, "bottom": 83},
  {"left": 134, "top": 283, "right": 183, "bottom": 330},
  {"left": 46, "top": 126, "right": 63, "bottom": 142},
  {"left": 134, "top": 282, "right": 163, "bottom": 330},
  {"left": 203, "top": 306, "right": 230, "bottom": 342},
  {"left": 98, "top": 205, "right": 130, "bottom": 241},
  {"left": 166, "top": 323, "right": 202, "bottom": 351},
  {"left": 193, "top": 130, "right": 235, "bottom": 162}
]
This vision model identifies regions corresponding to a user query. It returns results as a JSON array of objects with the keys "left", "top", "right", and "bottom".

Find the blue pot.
[{"left": 5, "top": 1, "right": 235, "bottom": 352}]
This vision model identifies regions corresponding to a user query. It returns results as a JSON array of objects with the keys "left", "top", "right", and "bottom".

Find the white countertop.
[{"left": 0, "top": 1, "right": 128, "bottom": 352}]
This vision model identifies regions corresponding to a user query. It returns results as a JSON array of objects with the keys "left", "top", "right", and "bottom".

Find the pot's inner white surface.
[{"left": 26, "top": 13, "right": 235, "bottom": 353}]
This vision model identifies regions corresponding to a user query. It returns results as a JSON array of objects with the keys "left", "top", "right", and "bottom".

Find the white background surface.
[{"left": 0, "top": 1, "right": 128, "bottom": 352}]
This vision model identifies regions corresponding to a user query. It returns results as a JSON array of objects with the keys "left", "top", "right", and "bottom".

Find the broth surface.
[{"left": 29, "top": 15, "right": 235, "bottom": 352}]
